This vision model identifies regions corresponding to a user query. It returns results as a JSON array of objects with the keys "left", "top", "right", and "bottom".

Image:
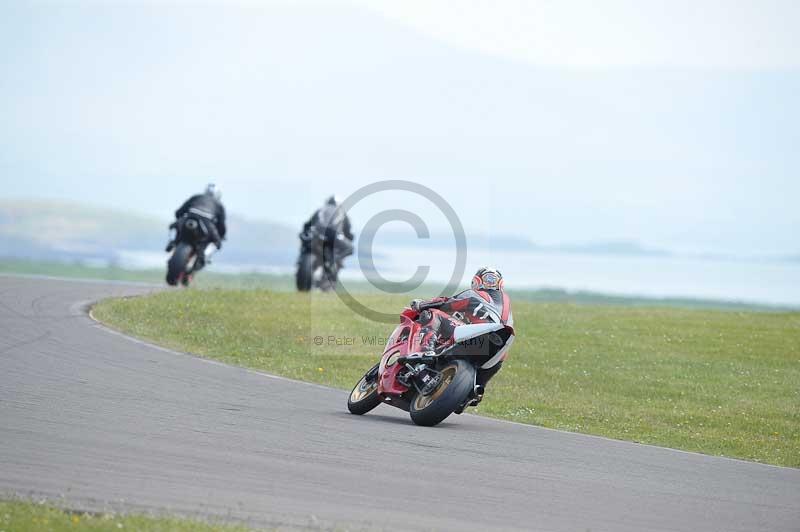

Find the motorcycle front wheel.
[
  {"left": 347, "top": 364, "right": 381, "bottom": 415},
  {"left": 409, "top": 359, "right": 475, "bottom": 427}
]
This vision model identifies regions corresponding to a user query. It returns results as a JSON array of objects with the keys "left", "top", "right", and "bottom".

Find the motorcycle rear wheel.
[
  {"left": 166, "top": 243, "right": 193, "bottom": 286},
  {"left": 296, "top": 252, "right": 315, "bottom": 292},
  {"left": 347, "top": 364, "right": 381, "bottom": 415},
  {"left": 409, "top": 359, "right": 475, "bottom": 427}
]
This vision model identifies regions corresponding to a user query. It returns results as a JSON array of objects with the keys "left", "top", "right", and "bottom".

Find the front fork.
[
  {"left": 395, "top": 353, "right": 444, "bottom": 396},
  {"left": 364, "top": 363, "right": 379, "bottom": 383}
]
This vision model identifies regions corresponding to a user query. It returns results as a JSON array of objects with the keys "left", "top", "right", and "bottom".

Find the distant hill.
[
  {"left": 0, "top": 200, "right": 163, "bottom": 262},
  {"left": 547, "top": 240, "right": 670, "bottom": 256},
  {"left": 377, "top": 229, "right": 535, "bottom": 251},
  {"left": 377, "top": 230, "right": 668, "bottom": 257},
  {"left": 3, "top": 200, "right": 793, "bottom": 270},
  {"left": 0, "top": 200, "right": 297, "bottom": 269}
]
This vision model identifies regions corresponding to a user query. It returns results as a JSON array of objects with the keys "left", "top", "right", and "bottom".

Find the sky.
[
  {"left": 1, "top": 0, "right": 798, "bottom": 255},
  {"left": 362, "top": 0, "right": 800, "bottom": 69}
]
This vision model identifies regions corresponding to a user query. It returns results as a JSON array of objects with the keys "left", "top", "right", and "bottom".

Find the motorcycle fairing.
[
  {"left": 377, "top": 313, "right": 417, "bottom": 395},
  {"left": 179, "top": 215, "right": 211, "bottom": 244},
  {"left": 376, "top": 293, "right": 515, "bottom": 395},
  {"left": 452, "top": 322, "right": 505, "bottom": 343},
  {"left": 481, "top": 333, "right": 515, "bottom": 369}
]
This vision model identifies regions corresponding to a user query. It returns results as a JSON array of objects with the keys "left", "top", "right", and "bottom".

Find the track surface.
[{"left": 0, "top": 276, "right": 798, "bottom": 531}]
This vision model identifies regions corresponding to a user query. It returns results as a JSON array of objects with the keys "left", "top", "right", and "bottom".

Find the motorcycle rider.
[
  {"left": 301, "top": 195, "right": 354, "bottom": 278},
  {"left": 410, "top": 267, "right": 511, "bottom": 399},
  {"left": 166, "top": 183, "right": 227, "bottom": 269}
]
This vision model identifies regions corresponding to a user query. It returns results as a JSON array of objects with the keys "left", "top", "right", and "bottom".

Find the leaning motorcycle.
[
  {"left": 347, "top": 293, "right": 515, "bottom": 426},
  {"left": 165, "top": 215, "right": 213, "bottom": 287},
  {"left": 295, "top": 225, "right": 351, "bottom": 292}
]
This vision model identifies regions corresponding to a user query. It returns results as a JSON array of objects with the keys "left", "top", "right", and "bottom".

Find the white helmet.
[
  {"left": 471, "top": 267, "right": 503, "bottom": 291},
  {"left": 205, "top": 183, "right": 222, "bottom": 201}
]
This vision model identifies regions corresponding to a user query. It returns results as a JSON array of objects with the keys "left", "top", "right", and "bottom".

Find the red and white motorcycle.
[{"left": 347, "top": 289, "right": 514, "bottom": 426}]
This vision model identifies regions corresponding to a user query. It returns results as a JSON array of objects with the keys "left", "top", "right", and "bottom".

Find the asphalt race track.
[{"left": 0, "top": 276, "right": 798, "bottom": 531}]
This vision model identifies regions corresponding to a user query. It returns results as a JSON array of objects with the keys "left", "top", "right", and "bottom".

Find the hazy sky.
[
  {"left": 363, "top": 0, "right": 800, "bottom": 69},
  {"left": 2, "top": 0, "right": 798, "bottom": 255}
]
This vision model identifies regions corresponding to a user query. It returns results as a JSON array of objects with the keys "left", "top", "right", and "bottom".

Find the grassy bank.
[
  {"left": 94, "top": 289, "right": 800, "bottom": 467},
  {"left": 0, "top": 500, "right": 258, "bottom": 532}
]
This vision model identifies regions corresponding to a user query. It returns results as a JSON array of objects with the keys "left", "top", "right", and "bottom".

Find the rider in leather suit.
[
  {"left": 166, "top": 184, "right": 227, "bottom": 269},
  {"left": 410, "top": 267, "right": 510, "bottom": 394},
  {"left": 301, "top": 195, "right": 354, "bottom": 277}
]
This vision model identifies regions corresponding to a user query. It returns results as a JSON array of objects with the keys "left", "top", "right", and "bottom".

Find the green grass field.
[
  {"left": 0, "top": 500, "right": 259, "bottom": 532},
  {"left": 93, "top": 289, "right": 800, "bottom": 468}
]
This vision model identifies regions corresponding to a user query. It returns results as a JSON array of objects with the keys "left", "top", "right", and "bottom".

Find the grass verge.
[
  {"left": 94, "top": 289, "right": 800, "bottom": 467},
  {"left": 0, "top": 500, "right": 258, "bottom": 532}
]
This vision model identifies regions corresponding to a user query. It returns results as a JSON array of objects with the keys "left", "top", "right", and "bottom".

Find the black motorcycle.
[
  {"left": 296, "top": 225, "right": 352, "bottom": 292},
  {"left": 166, "top": 215, "right": 213, "bottom": 286}
]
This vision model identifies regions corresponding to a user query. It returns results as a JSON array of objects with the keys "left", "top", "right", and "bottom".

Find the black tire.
[
  {"left": 166, "top": 243, "right": 193, "bottom": 286},
  {"left": 409, "top": 359, "right": 475, "bottom": 427},
  {"left": 347, "top": 364, "right": 382, "bottom": 415},
  {"left": 296, "top": 252, "right": 315, "bottom": 292}
]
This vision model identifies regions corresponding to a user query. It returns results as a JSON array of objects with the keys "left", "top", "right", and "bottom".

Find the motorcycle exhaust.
[{"left": 473, "top": 384, "right": 485, "bottom": 399}]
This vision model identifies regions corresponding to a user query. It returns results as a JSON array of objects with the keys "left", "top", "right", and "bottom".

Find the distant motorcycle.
[
  {"left": 165, "top": 215, "right": 214, "bottom": 286},
  {"left": 296, "top": 225, "right": 352, "bottom": 292},
  {"left": 347, "top": 294, "right": 515, "bottom": 426}
]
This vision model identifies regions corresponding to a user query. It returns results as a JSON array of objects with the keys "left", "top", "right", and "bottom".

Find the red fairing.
[
  {"left": 400, "top": 307, "right": 418, "bottom": 321},
  {"left": 375, "top": 290, "right": 514, "bottom": 397},
  {"left": 377, "top": 313, "right": 415, "bottom": 395},
  {"left": 377, "top": 308, "right": 456, "bottom": 395},
  {"left": 347, "top": 285, "right": 516, "bottom": 427},
  {"left": 379, "top": 359, "right": 409, "bottom": 396}
]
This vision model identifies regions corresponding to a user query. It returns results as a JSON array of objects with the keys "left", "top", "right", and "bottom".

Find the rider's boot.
[{"left": 455, "top": 363, "right": 502, "bottom": 413}]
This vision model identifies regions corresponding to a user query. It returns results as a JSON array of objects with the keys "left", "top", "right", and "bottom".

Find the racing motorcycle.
[
  {"left": 296, "top": 225, "right": 352, "bottom": 292},
  {"left": 347, "top": 291, "right": 515, "bottom": 426},
  {"left": 165, "top": 215, "right": 214, "bottom": 287}
]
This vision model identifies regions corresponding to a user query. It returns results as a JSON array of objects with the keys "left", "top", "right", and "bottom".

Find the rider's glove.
[{"left": 410, "top": 299, "right": 423, "bottom": 312}]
